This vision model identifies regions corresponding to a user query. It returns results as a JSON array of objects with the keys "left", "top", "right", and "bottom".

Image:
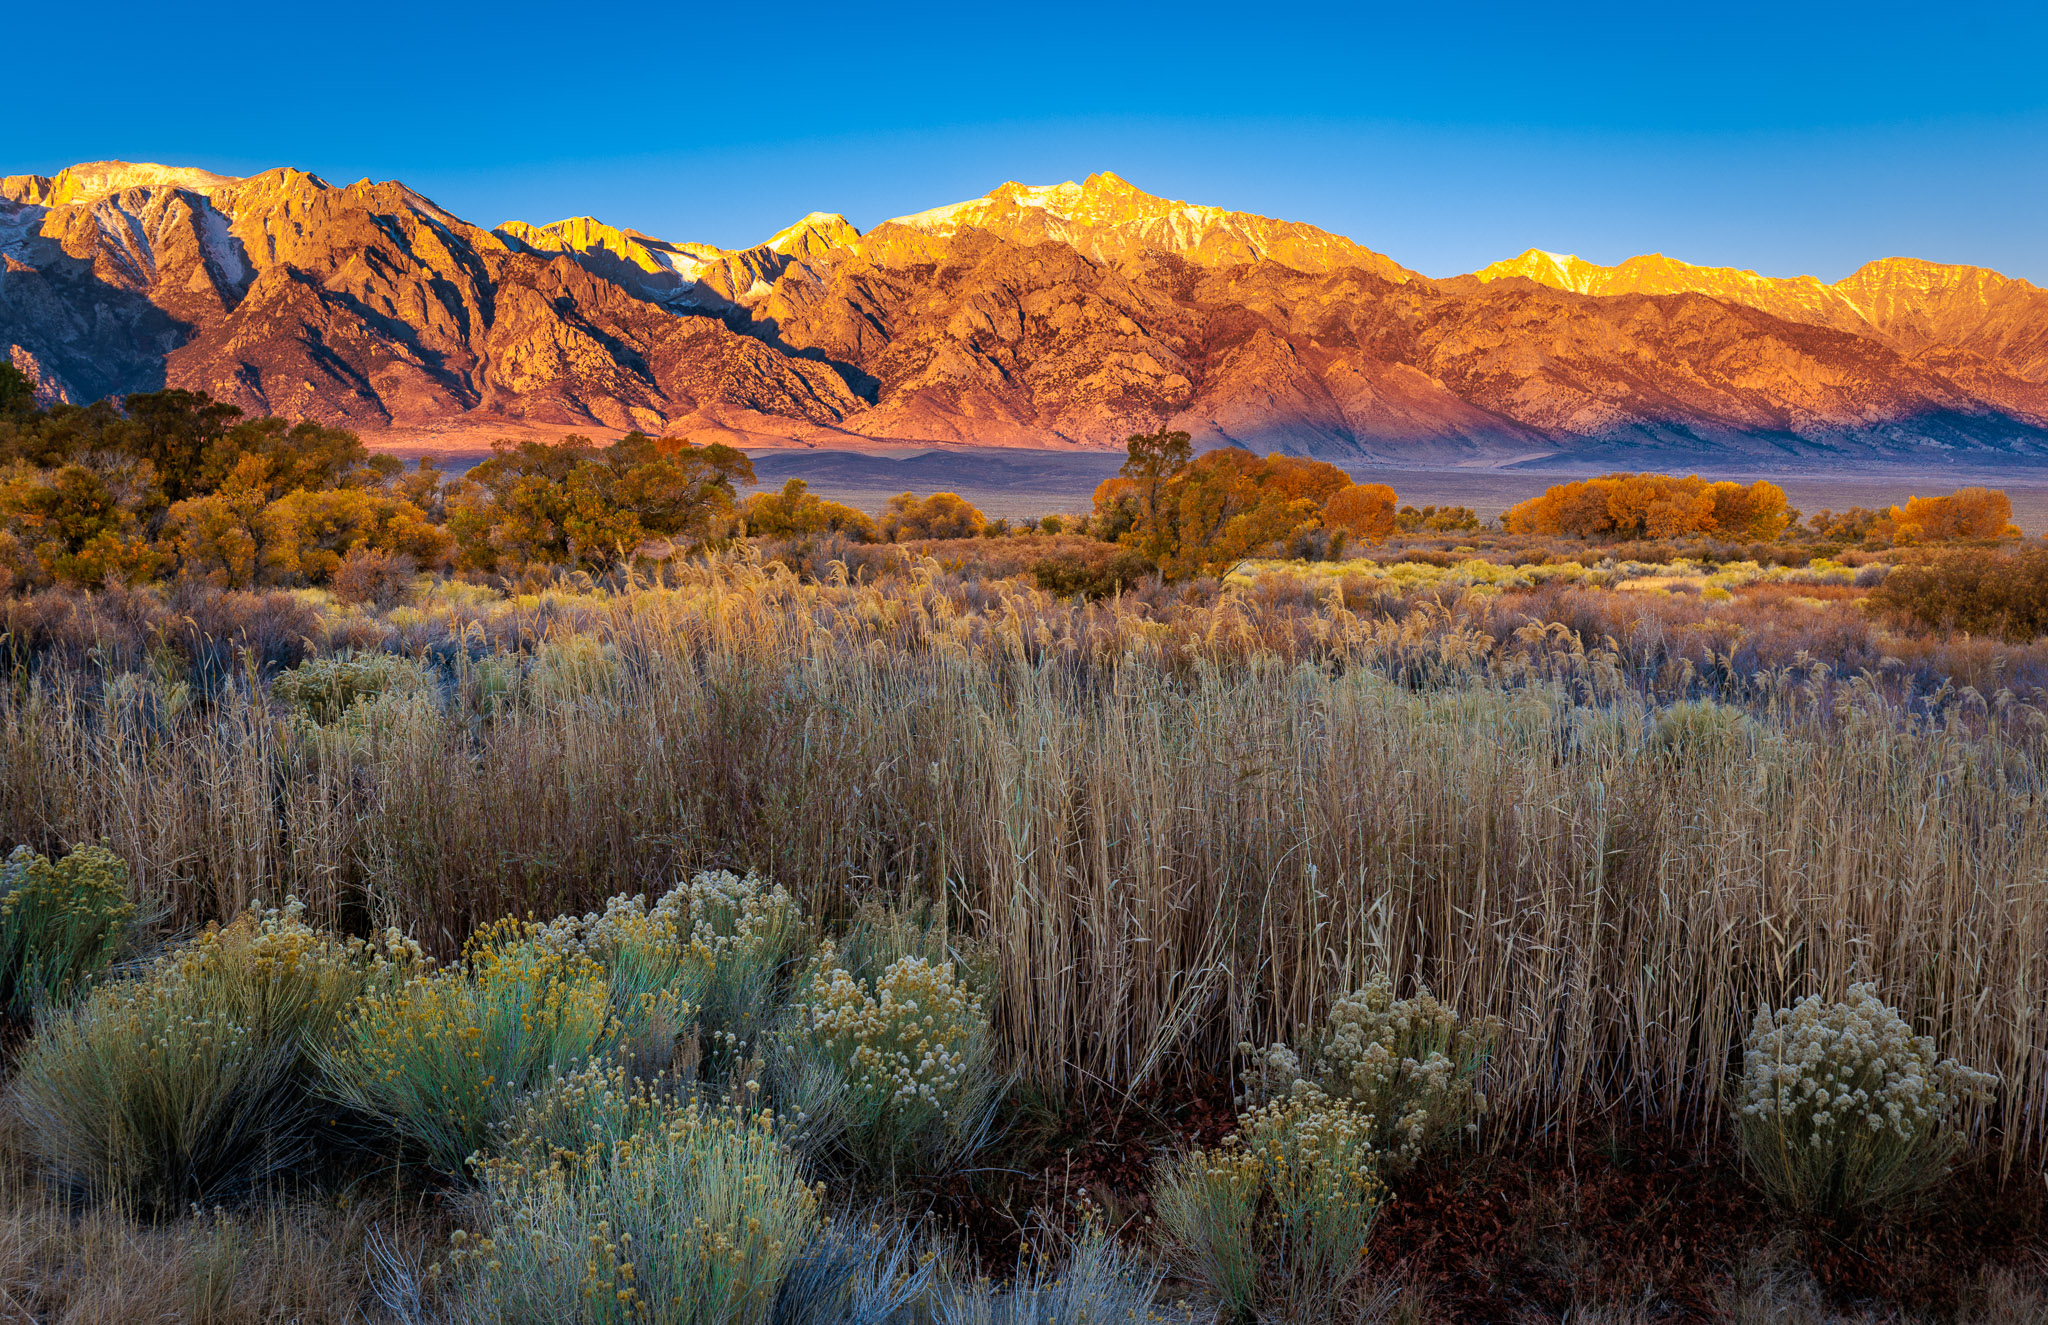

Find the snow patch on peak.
[
  {"left": 51, "top": 161, "right": 239, "bottom": 204},
  {"left": 767, "top": 212, "right": 859, "bottom": 256},
  {"left": 1082, "top": 170, "right": 1140, "bottom": 193},
  {"left": 196, "top": 201, "right": 247, "bottom": 285},
  {"left": 888, "top": 197, "right": 981, "bottom": 233}
]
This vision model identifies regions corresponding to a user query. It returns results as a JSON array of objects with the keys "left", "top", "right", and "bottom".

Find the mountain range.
[{"left": 5, "top": 160, "right": 2048, "bottom": 468}]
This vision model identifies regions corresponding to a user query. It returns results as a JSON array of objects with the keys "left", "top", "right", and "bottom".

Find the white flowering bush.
[
  {"left": 529, "top": 870, "right": 808, "bottom": 1080},
  {"left": 655, "top": 870, "right": 808, "bottom": 1071},
  {"left": 1736, "top": 983, "right": 1996, "bottom": 1218},
  {"left": 1153, "top": 1088, "right": 1384, "bottom": 1322},
  {"left": 12, "top": 898, "right": 410, "bottom": 1210},
  {"left": 777, "top": 945, "right": 998, "bottom": 1189},
  {"left": 1242, "top": 974, "right": 1496, "bottom": 1174}
]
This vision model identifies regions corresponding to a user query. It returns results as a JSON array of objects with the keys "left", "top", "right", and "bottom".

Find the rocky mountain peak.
[
  {"left": 884, "top": 175, "right": 1417, "bottom": 282},
  {"left": 1, "top": 160, "right": 241, "bottom": 206},
  {"left": 6, "top": 157, "right": 2048, "bottom": 463},
  {"left": 767, "top": 212, "right": 860, "bottom": 259},
  {"left": 1472, "top": 249, "right": 1613, "bottom": 294},
  {"left": 1469, "top": 246, "right": 2048, "bottom": 384}
]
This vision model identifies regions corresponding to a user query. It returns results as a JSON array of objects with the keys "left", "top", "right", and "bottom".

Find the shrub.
[
  {"left": 1504, "top": 473, "right": 1791, "bottom": 541},
  {"left": 1889, "top": 487, "right": 2018, "bottom": 542},
  {"left": 1735, "top": 983, "right": 1996, "bottom": 1219},
  {"left": 323, "top": 927, "right": 623, "bottom": 1176},
  {"left": 331, "top": 547, "right": 417, "bottom": 608},
  {"left": 882, "top": 492, "right": 986, "bottom": 542},
  {"left": 11, "top": 899, "right": 397, "bottom": 1210},
  {"left": 0, "top": 842, "right": 134, "bottom": 1015},
  {"left": 1028, "top": 549, "right": 1155, "bottom": 599},
  {"left": 442, "top": 1088, "right": 819, "bottom": 1325},
  {"left": 1153, "top": 1089, "right": 1384, "bottom": 1322},
  {"left": 1870, "top": 547, "right": 2048, "bottom": 642},
  {"left": 666, "top": 871, "right": 810, "bottom": 1076},
  {"left": 833, "top": 899, "right": 991, "bottom": 994},
  {"left": 778, "top": 947, "right": 999, "bottom": 1189},
  {"left": 271, "top": 651, "right": 433, "bottom": 725},
  {"left": 740, "top": 478, "right": 879, "bottom": 544},
  {"left": 513, "top": 870, "right": 808, "bottom": 1088},
  {"left": 1651, "top": 698, "right": 1760, "bottom": 761},
  {"left": 1241, "top": 974, "right": 1495, "bottom": 1174},
  {"left": 929, "top": 1230, "right": 1171, "bottom": 1325},
  {"left": 523, "top": 895, "right": 705, "bottom": 1077}
]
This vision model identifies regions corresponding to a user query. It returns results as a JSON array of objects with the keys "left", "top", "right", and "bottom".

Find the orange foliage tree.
[
  {"left": 1888, "top": 488, "right": 2019, "bottom": 542},
  {"left": 1260, "top": 456, "right": 1352, "bottom": 506},
  {"left": 1148, "top": 450, "right": 1321, "bottom": 578},
  {"left": 1097, "top": 432, "right": 1379, "bottom": 578},
  {"left": 880, "top": 491, "right": 986, "bottom": 541},
  {"left": 1323, "top": 483, "right": 1399, "bottom": 541},
  {"left": 1503, "top": 473, "right": 1790, "bottom": 541}
]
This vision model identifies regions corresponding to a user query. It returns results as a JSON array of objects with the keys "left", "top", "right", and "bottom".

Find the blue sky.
[{"left": 14, "top": 2, "right": 2047, "bottom": 281}]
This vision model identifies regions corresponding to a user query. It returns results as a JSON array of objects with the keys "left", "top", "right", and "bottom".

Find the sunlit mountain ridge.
[{"left": 4, "top": 160, "right": 2047, "bottom": 465}]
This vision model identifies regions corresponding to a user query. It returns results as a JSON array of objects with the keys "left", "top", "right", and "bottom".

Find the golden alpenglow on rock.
[
  {"left": 1471, "top": 249, "right": 2048, "bottom": 383},
  {"left": 884, "top": 171, "right": 1418, "bottom": 281},
  {"left": 5, "top": 158, "right": 2048, "bottom": 461}
]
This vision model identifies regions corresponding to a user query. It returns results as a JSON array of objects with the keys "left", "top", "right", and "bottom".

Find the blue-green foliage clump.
[{"left": 0, "top": 843, "right": 134, "bottom": 1015}]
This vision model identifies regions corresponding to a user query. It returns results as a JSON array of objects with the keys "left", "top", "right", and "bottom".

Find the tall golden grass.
[{"left": 2, "top": 556, "right": 2044, "bottom": 1159}]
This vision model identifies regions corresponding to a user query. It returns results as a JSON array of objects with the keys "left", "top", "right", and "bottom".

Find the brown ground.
[{"left": 938, "top": 1075, "right": 2047, "bottom": 1323}]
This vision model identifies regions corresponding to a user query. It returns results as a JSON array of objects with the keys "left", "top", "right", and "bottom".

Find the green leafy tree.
[
  {"left": 0, "top": 364, "right": 33, "bottom": 415},
  {"left": 740, "top": 478, "right": 878, "bottom": 541},
  {"left": 1115, "top": 429, "right": 1193, "bottom": 563},
  {"left": 447, "top": 433, "right": 755, "bottom": 572},
  {"left": 114, "top": 390, "right": 244, "bottom": 502}
]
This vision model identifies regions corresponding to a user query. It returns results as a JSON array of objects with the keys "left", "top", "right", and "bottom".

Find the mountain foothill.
[{"left": 5, "top": 161, "right": 2048, "bottom": 468}]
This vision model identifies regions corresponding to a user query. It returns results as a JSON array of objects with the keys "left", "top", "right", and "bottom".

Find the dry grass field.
[{"left": 0, "top": 538, "right": 2044, "bottom": 1321}]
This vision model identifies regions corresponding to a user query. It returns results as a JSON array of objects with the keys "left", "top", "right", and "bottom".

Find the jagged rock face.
[
  {"left": 1833, "top": 259, "right": 2048, "bottom": 383},
  {"left": 883, "top": 172, "right": 1418, "bottom": 284},
  {"left": 5, "top": 160, "right": 2048, "bottom": 464},
  {"left": 759, "top": 230, "right": 1207, "bottom": 448},
  {"left": 2, "top": 161, "right": 238, "bottom": 207},
  {"left": 756, "top": 235, "right": 2048, "bottom": 461},
  {"left": 1472, "top": 249, "right": 2048, "bottom": 386},
  {"left": 1, "top": 162, "right": 860, "bottom": 434},
  {"left": 493, "top": 211, "right": 864, "bottom": 316}
]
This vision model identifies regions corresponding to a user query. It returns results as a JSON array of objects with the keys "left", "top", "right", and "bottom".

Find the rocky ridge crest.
[{"left": 4, "top": 161, "right": 2047, "bottom": 464}]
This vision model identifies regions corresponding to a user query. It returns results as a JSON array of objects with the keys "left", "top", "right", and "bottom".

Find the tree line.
[
  {"left": 0, "top": 368, "right": 2028, "bottom": 595},
  {"left": 1502, "top": 471, "right": 2019, "bottom": 544}
]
